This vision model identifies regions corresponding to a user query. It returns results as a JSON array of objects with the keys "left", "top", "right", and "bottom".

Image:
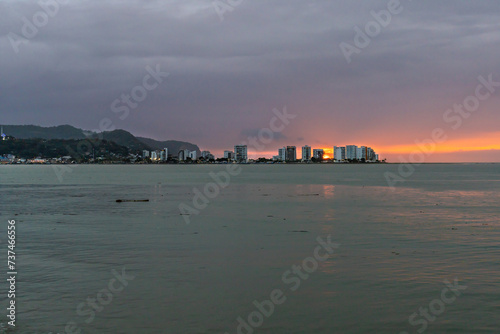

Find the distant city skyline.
[{"left": 2, "top": 1, "right": 500, "bottom": 162}]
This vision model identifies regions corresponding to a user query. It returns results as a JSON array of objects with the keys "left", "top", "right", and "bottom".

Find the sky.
[{"left": 1, "top": 0, "right": 500, "bottom": 162}]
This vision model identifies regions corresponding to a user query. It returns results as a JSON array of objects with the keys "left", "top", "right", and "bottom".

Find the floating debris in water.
[{"left": 116, "top": 199, "right": 149, "bottom": 203}]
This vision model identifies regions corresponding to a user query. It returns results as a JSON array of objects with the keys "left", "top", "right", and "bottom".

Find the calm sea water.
[{"left": 0, "top": 164, "right": 499, "bottom": 333}]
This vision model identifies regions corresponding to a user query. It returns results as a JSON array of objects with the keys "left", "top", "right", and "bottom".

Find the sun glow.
[
  {"left": 379, "top": 132, "right": 500, "bottom": 155},
  {"left": 321, "top": 148, "right": 333, "bottom": 155}
]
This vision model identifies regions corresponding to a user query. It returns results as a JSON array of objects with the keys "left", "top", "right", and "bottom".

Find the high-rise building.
[
  {"left": 367, "top": 147, "right": 375, "bottom": 161},
  {"left": 334, "top": 146, "right": 345, "bottom": 161},
  {"left": 346, "top": 145, "right": 357, "bottom": 160},
  {"left": 356, "top": 146, "right": 367, "bottom": 160},
  {"left": 278, "top": 147, "right": 286, "bottom": 161},
  {"left": 160, "top": 148, "right": 168, "bottom": 161},
  {"left": 189, "top": 151, "right": 197, "bottom": 160},
  {"left": 201, "top": 151, "right": 211, "bottom": 159},
  {"left": 234, "top": 145, "right": 248, "bottom": 163},
  {"left": 178, "top": 149, "right": 191, "bottom": 161},
  {"left": 362, "top": 146, "right": 367, "bottom": 160},
  {"left": 313, "top": 149, "right": 324, "bottom": 160},
  {"left": 301, "top": 145, "right": 311, "bottom": 162},
  {"left": 151, "top": 151, "right": 158, "bottom": 160},
  {"left": 143, "top": 150, "right": 150, "bottom": 158},
  {"left": 224, "top": 150, "right": 234, "bottom": 160},
  {"left": 285, "top": 146, "right": 296, "bottom": 162},
  {"left": 201, "top": 151, "right": 214, "bottom": 160}
]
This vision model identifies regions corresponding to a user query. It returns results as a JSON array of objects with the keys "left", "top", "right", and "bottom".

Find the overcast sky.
[{"left": 1, "top": 0, "right": 500, "bottom": 161}]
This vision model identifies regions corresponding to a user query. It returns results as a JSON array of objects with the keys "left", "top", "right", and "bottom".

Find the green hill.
[
  {"left": 2, "top": 125, "right": 86, "bottom": 140},
  {"left": 137, "top": 137, "right": 201, "bottom": 156},
  {"left": 1, "top": 125, "right": 200, "bottom": 157},
  {"left": 0, "top": 138, "right": 128, "bottom": 160},
  {"left": 93, "top": 130, "right": 150, "bottom": 152}
]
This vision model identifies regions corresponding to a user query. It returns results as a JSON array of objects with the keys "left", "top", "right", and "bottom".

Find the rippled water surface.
[{"left": 0, "top": 164, "right": 499, "bottom": 333}]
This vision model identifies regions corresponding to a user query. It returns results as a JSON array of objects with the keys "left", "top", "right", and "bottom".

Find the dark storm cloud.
[{"left": 1, "top": 0, "right": 500, "bottom": 159}]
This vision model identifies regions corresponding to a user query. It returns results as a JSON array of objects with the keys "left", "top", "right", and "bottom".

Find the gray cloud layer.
[{"left": 1, "top": 0, "right": 500, "bottom": 158}]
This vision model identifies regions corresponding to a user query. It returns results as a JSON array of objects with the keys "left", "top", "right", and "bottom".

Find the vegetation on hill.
[
  {"left": 2, "top": 125, "right": 87, "bottom": 140},
  {"left": 0, "top": 138, "right": 129, "bottom": 161},
  {"left": 1, "top": 125, "right": 200, "bottom": 157},
  {"left": 136, "top": 137, "right": 201, "bottom": 156},
  {"left": 91, "top": 130, "right": 150, "bottom": 152}
]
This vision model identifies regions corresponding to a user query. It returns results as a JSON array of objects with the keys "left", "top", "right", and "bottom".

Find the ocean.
[{"left": 0, "top": 164, "right": 498, "bottom": 333}]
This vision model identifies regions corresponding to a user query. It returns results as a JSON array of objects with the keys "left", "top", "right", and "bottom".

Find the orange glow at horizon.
[
  {"left": 321, "top": 148, "right": 333, "bottom": 156},
  {"left": 244, "top": 132, "right": 500, "bottom": 160},
  {"left": 379, "top": 132, "right": 500, "bottom": 155}
]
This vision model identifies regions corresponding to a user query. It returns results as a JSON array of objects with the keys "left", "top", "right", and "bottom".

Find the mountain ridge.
[{"left": 1, "top": 124, "right": 200, "bottom": 156}]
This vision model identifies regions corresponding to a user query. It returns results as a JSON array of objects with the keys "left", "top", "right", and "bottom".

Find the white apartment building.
[
  {"left": 278, "top": 147, "right": 286, "bottom": 161},
  {"left": 356, "top": 146, "right": 368, "bottom": 160},
  {"left": 334, "top": 146, "right": 345, "bottom": 161},
  {"left": 302, "top": 145, "right": 311, "bottom": 161},
  {"left": 234, "top": 145, "right": 248, "bottom": 163},
  {"left": 345, "top": 145, "right": 357, "bottom": 160},
  {"left": 160, "top": 148, "right": 168, "bottom": 161}
]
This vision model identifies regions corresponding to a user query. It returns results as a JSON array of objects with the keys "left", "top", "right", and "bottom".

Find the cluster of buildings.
[
  {"left": 219, "top": 144, "right": 379, "bottom": 163},
  {"left": 0, "top": 155, "right": 76, "bottom": 164},
  {"left": 270, "top": 145, "right": 378, "bottom": 163},
  {"left": 0, "top": 154, "right": 16, "bottom": 164},
  {"left": 1, "top": 125, "right": 380, "bottom": 164},
  {"left": 142, "top": 149, "right": 215, "bottom": 162},
  {"left": 143, "top": 148, "right": 170, "bottom": 161},
  {"left": 171, "top": 144, "right": 379, "bottom": 163},
  {"left": 223, "top": 145, "right": 248, "bottom": 163},
  {"left": 334, "top": 145, "right": 378, "bottom": 161}
]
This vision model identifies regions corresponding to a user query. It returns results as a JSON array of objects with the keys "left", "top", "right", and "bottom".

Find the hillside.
[
  {"left": 136, "top": 137, "right": 201, "bottom": 156},
  {"left": 0, "top": 138, "right": 129, "bottom": 160},
  {"left": 93, "top": 130, "right": 150, "bottom": 152},
  {"left": 2, "top": 125, "right": 86, "bottom": 140},
  {"left": 1, "top": 125, "right": 200, "bottom": 157}
]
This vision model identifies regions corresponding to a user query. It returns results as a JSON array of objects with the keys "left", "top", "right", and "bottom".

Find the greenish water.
[{"left": 0, "top": 164, "right": 499, "bottom": 333}]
